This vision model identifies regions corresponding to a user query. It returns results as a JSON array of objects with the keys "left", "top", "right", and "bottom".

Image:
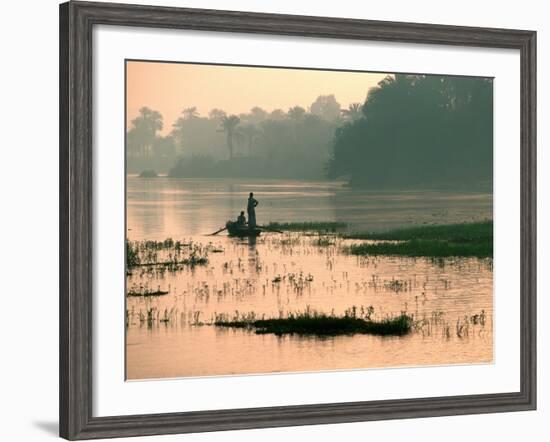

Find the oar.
[
  {"left": 257, "top": 225, "right": 284, "bottom": 234},
  {"left": 209, "top": 226, "right": 227, "bottom": 236}
]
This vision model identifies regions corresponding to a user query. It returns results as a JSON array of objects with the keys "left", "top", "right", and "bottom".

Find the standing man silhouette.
[{"left": 247, "top": 192, "right": 259, "bottom": 228}]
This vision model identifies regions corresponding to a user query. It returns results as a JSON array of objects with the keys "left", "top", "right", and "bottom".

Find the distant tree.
[
  {"left": 286, "top": 106, "right": 306, "bottom": 146},
  {"left": 239, "top": 124, "right": 260, "bottom": 156},
  {"left": 310, "top": 94, "right": 341, "bottom": 121},
  {"left": 182, "top": 106, "right": 200, "bottom": 120},
  {"left": 341, "top": 103, "right": 363, "bottom": 122},
  {"left": 220, "top": 115, "right": 241, "bottom": 159},
  {"left": 287, "top": 106, "right": 306, "bottom": 122},
  {"left": 127, "top": 106, "right": 163, "bottom": 158},
  {"left": 171, "top": 117, "right": 186, "bottom": 154},
  {"left": 153, "top": 135, "right": 176, "bottom": 159},
  {"left": 269, "top": 109, "right": 286, "bottom": 121},
  {"left": 208, "top": 108, "right": 227, "bottom": 121},
  {"left": 248, "top": 106, "right": 269, "bottom": 124},
  {"left": 328, "top": 74, "right": 493, "bottom": 189},
  {"left": 126, "top": 129, "right": 141, "bottom": 158}
]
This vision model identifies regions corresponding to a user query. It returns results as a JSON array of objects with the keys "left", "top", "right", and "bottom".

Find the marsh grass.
[
  {"left": 348, "top": 239, "right": 492, "bottom": 258},
  {"left": 346, "top": 221, "right": 492, "bottom": 258},
  {"left": 126, "top": 238, "right": 209, "bottom": 271},
  {"left": 127, "top": 283, "right": 169, "bottom": 297},
  {"left": 214, "top": 309, "right": 412, "bottom": 337},
  {"left": 314, "top": 235, "right": 337, "bottom": 247}
]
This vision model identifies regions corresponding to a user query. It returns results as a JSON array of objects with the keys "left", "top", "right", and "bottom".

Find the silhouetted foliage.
[
  {"left": 127, "top": 107, "right": 163, "bottom": 158},
  {"left": 220, "top": 115, "right": 241, "bottom": 160},
  {"left": 310, "top": 94, "right": 342, "bottom": 122},
  {"left": 127, "top": 79, "right": 492, "bottom": 185},
  {"left": 166, "top": 100, "right": 337, "bottom": 179},
  {"left": 327, "top": 74, "right": 493, "bottom": 189},
  {"left": 341, "top": 102, "right": 363, "bottom": 122},
  {"left": 127, "top": 107, "right": 177, "bottom": 172}
]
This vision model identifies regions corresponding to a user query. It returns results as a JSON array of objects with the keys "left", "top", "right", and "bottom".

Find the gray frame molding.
[{"left": 59, "top": 1, "right": 536, "bottom": 439}]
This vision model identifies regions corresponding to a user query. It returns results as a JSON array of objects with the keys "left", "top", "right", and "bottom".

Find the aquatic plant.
[
  {"left": 126, "top": 283, "right": 169, "bottom": 297},
  {"left": 126, "top": 239, "right": 140, "bottom": 269},
  {"left": 347, "top": 239, "right": 492, "bottom": 258},
  {"left": 125, "top": 238, "right": 209, "bottom": 271},
  {"left": 214, "top": 309, "right": 412, "bottom": 337},
  {"left": 314, "top": 235, "right": 336, "bottom": 247},
  {"left": 345, "top": 221, "right": 493, "bottom": 258}
]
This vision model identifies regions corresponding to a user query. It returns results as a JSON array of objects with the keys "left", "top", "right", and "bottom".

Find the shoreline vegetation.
[
  {"left": 266, "top": 220, "right": 492, "bottom": 258},
  {"left": 345, "top": 221, "right": 492, "bottom": 258},
  {"left": 214, "top": 311, "right": 412, "bottom": 337},
  {"left": 128, "top": 76, "right": 492, "bottom": 191}
]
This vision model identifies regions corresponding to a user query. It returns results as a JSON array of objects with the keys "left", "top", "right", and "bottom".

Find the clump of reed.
[
  {"left": 314, "top": 235, "right": 337, "bottom": 247},
  {"left": 126, "top": 306, "right": 178, "bottom": 328},
  {"left": 213, "top": 306, "right": 412, "bottom": 337},
  {"left": 126, "top": 238, "right": 209, "bottom": 272},
  {"left": 271, "top": 271, "right": 314, "bottom": 294},
  {"left": 126, "top": 283, "right": 169, "bottom": 297},
  {"left": 412, "top": 309, "right": 488, "bottom": 339}
]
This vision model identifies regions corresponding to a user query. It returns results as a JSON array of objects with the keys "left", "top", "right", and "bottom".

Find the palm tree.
[
  {"left": 340, "top": 103, "right": 363, "bottom": 122},
  {"left": 208, "top": 108, "right": 226, "bottom": 121},
  {"left": 365, "top": 75, "right": 413, "bottom": 110},
  {"left": 171, "top": 117, "right": 186, "bottom": 154},
  {"left": 129, "top": 107, "right": 163, "bottom": 157},
  {"left": 182, "top": 106, "right": 199, "bottom": 120},
  {"left": 239, "top": 124, "right": 260, "bottom": 156},
  {"left": 220, "top": 115, "right": 240, "bottom": 160}
]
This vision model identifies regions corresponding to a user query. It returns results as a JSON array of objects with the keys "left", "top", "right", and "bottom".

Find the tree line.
[
  {"left": 128, "top": 74, "right": 492, "bottom": 189},
  {"left": 127, "top": 95, "right": 344, "bottom": 179},
  {"left": 326, "top": 74, "right": 493, "bottom": 189}
]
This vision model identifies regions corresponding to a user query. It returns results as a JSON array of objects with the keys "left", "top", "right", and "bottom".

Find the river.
[{"left": 126, "top": 176, "right": 493, "bottom": 379}]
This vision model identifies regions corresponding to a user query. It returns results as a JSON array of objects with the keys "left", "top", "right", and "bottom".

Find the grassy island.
[{"left": 214, "top": 312, "right": 412, "bottom": 337}]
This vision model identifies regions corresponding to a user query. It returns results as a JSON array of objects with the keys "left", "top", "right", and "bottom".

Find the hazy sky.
[{"left": 126, "top": 61, "right": 388, "bottom": 135}]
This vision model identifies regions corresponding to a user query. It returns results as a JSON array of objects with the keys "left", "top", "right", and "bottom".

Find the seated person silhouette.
[{"left": 236, "top": 211, "right": 247, "bottom": 227}]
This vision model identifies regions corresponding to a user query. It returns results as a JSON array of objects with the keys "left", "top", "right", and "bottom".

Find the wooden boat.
[{"left": 225, "top": 221, "right": 262, "bottom": 237}]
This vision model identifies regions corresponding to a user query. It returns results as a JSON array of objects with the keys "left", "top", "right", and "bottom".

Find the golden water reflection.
[{"left": 126, "top": 177, "right": 493, "bottom": 379}]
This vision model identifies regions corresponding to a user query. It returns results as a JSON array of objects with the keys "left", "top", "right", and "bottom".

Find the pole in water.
[{"left": 210, "top": 226, "right": 227, "bottom": 236}]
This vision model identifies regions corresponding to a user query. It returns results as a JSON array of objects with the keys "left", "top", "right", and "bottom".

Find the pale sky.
[{"left": 126, "top": 61, "right": 388, "bottom": 135}]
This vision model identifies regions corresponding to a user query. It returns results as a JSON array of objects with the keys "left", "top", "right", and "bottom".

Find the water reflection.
[{"left": 126, "top": 177, "right": 493, "bottom": 379}]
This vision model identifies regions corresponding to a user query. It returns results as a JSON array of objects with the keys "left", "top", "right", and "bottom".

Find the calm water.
[{"left": 126, "top": 177, "right": 493, "bottom": 379}]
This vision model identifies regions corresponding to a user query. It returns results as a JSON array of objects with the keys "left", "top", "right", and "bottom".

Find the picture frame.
[{"left": 59, "top": 1, "right": 537, "bottom": 439}]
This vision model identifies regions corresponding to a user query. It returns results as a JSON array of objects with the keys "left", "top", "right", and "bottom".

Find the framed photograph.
[{"left": 59, "top": 1, "right": 536, "bottom": 439}]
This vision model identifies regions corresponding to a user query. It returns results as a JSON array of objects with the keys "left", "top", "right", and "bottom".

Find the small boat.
[{"left": 225, "top": 221, "right": 262, "bottom": 237}]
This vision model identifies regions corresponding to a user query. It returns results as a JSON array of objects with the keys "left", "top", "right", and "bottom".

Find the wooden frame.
[{"left": 59, "top": 1, "right": 537, "bottom": 439}]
